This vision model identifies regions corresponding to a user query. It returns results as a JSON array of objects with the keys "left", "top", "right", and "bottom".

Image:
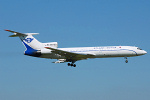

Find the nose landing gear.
[{"left": 124, "top": 57, "right": 128, "bottom": 63}]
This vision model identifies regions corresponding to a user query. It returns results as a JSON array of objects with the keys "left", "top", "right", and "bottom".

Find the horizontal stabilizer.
[{"left": 5, "top": 29, "right": 39, "bottom": 37}]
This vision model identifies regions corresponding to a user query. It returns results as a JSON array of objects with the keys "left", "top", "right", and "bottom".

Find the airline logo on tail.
[{"left": 24, "top": 38, "right": 34, "bottom": 43}]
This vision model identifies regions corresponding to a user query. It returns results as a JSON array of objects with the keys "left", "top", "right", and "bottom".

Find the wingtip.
[
  {"left": 5, "top": 29, "right": 10, "bottom": 31},
  {"left": 45, "top": 47, "right": 50, "bottom": 49}
]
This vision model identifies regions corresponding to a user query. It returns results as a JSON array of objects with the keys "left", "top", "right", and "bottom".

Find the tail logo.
[{"left": 24, "top": 38, "right": 34, "bottom": 43}]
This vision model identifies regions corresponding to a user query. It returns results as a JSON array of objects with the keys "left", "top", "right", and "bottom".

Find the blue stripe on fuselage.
[{"left": 69, "top": 49, "right": 137, "bottom": 55}]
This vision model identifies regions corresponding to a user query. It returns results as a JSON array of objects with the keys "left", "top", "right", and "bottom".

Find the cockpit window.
[{"left": 137, "top": 48, "right": 142, "bottom": 50}]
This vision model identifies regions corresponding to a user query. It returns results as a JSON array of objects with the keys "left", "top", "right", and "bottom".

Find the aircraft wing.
[{"left": 45, "top": 47, "right": 95, "bottom": 62}]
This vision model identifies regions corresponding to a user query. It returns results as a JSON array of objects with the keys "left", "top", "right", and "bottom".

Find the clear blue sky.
[{"left": 0, "top": 0, "right": 150, "bottom": 100}]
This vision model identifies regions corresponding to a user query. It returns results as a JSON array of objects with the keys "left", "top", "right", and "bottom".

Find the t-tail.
[{"left": 5, "top": 29, "right": 42, "bottom": 57}]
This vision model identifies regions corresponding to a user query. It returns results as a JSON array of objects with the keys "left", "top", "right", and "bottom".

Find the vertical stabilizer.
[{"left": 5, "top": 29, "right": 42, "bottom": 56}]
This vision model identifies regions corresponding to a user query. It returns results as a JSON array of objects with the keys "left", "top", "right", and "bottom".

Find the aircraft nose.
[
  {"left": 137, "top": 50, "right": 147, "bottom": 56},
  {"left": 143, "top": 50, "right": 147, "bottom": 55}
]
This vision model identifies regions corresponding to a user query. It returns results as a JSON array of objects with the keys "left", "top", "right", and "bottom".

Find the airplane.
[{"left": 5, "top": 29, "right": 147, "bottom": 67}]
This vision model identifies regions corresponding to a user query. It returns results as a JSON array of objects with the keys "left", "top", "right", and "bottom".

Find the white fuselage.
[
  {"left": 6, "top": 29, "right": 147, "bottom": 66},
  {"left": 40, "top": 46, "right": 147, "bottom": 59}
]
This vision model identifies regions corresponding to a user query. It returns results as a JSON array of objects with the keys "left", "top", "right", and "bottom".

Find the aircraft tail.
[{"left": 5, "top": 29, "right": 42, "bottom": 56}]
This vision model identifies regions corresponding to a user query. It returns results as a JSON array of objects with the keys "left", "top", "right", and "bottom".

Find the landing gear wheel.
[
  {"left": 124, "top": 57, "right": 128, "bottom": 63},
  {"left": 71, "top": 63, "right": 74, "bottom": 66},
  {"left": 68, "top": 63, "right": 71, "bottom": 66},
  {"left": 73, "top": 64, "right": 76, "bottom": 67},
  {"left": 67, "top": 63, "right": 76, "bottom": 67},
  {"left": 125, "top": 60, "right": 128, "bottom": 63}
]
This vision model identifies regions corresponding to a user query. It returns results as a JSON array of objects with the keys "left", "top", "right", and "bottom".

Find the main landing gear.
[
  {"left": 124, "top": 57, "right": 128, "bottom": 63},
  {"left": 68, "top": 63, "right": 76, "bottom": 67}
]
